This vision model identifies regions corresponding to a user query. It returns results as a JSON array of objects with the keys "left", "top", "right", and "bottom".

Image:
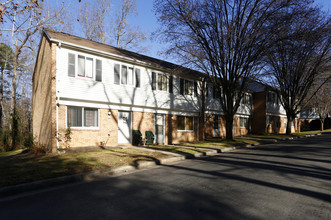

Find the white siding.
[{"left": 56, "top": 47, "right": 201, "bottom": 113}]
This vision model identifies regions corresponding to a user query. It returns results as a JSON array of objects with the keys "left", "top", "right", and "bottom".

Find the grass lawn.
[
  {"left": 146, "top": 145, "right": 209, "bottom": 155},
  {"left": 0, "top": 148, "right": 171, "bottom": 188},
  {"left": 183, "top": 129, "right": 330, "bottom": 149}
]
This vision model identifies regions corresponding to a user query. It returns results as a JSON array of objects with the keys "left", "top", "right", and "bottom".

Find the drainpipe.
[{"left": 56, "top": 42, "right": 62, "bottom": 149}]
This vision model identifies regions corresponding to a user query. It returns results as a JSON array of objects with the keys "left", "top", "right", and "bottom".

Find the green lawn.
[
  {"left": 0, "top": 148, "right": 171, "bottom": 188},
  {"left": 183, "top": 129, "right": 329, "bottom": 149}
]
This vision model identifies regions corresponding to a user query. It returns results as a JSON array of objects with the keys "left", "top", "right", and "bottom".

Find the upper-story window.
[
  {"left": 267, "top": 92, "right": 278, "bottom": 105},
  {"left": 242, "top": 93, "right": 252, "bottom": 105},
  {"left": 68, "top": 53, "right": 102, "bottom": 82},
  {"left": 114, "top": 64, "right": 140, "bottom": 87},
  {"left": 180, "top": 78, "right": 197, "bottom": 96},
  {"left": 152, "top": 72, "right": 170, "bottom": 92},
  {"left": 213, "top": 85, "right": 221, "bottom": 99}
]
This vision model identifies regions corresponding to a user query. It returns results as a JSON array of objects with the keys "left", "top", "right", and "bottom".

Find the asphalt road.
[{"left": 1, "top": 133, "right": 331, "bottom": 220}]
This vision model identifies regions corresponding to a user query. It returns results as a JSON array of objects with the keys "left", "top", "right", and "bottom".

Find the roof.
[{"left": 44, "top": 29, "right": 206, "bottom": 80}]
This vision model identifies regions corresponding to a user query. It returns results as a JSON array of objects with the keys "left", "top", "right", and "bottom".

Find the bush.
[
  {"left": 24, "top": 132, "right": 34, "bottom": 149},
  {"left": 0, "top": 130, "right": 11, "bottom": 152}
]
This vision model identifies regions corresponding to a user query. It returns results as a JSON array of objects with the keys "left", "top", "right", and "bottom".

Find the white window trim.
[
  {"left": 114, "top": 63, "right": 141, "bottom": 88},
  {"left": 177, "top": 116, "right": 194, "bottom": 131},
  {"left": 68, "top": 52, "right": 102, "bottom": 82},
  {"left": 156, "top": 72, "right": 168, "bottom": 92},
  {"left": 66, "top": 106, "right": 100, "bottom": 129},
  {"left": 240, "top": 117, "right": 249, "bottom": 128}
]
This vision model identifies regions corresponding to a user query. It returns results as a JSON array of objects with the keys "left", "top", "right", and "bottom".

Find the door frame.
[
  {"left": 155, "top": 114, "right": 165, "bottom": 144},
  {"left": 118, "top": 111, "right": 132, "bottom": 145}
]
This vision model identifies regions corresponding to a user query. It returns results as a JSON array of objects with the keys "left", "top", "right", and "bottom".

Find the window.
[
  {"left": 185, "top": 80, "right": 193, "bottom": 95},
  {"left": 180, "top": 78, "right": 194, "bottom": 95},
  {"left": 121, "top": 65, "right": 128, "bottom": 84},
  {"left": 177, "top": 116, "right": 194, "bottom": 131},
  {"left": 67, "top": 53, "right": 102, "bottom": 81},
  {"left": 158, "top": 73, "right": 167, "bottom": 91},
  {"left": 240, "top": 117, "right": 249, "bottom": 128},
  {"left": 114, "top": 64, "right": 140, "bottom": 87},
  {"left": 213, "top": 115, "right": 219, "bottom": 129},
  {"left": 67, "top": 106, "right": 99, "bottom": 128},
  {"left": 267, "top": 92, "right": 278, "bottom": 105},
  {"left": 152, "top": 72, "right": 168, "bottom": 91},
  {"left": 242, "top": 94, "right": 251, "bottom": 105}
]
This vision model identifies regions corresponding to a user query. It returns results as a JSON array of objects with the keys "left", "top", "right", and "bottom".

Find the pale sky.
[{"left": 51, "top": 0, "right": 331, "bottom": 63}]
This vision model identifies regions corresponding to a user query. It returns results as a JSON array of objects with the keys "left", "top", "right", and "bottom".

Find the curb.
[{"left": 0, "top": 132, "right": 322, "bottom": 198}]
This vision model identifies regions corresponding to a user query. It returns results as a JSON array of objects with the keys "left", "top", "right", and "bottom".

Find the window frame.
[
  {"left": 240, "top": 117, "right": 249, "bottom": 129},
  {"left": 177, "top": 116, "right": 194, "bottom": 131},
  {"left": 67, "top": 52, "right": 102, "bottom": 82},
  {"left": 66, "top": 106, "right": 100, "bottom": 129},
  {"left": 152, "top": 72, "right": 168, "bottom": 92},
  {"left": 114, "top": 63, "right": 140, "bottom": 88}
]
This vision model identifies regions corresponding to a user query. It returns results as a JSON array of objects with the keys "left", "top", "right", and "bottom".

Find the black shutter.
[
  {"left": 194, "top": 81, "right": 198, "bottom": 97},
  {"left": 180, "top": 78, "right": 184, "bottom": 95},
  {"left": 135, "top": 68, "right": 140, "bottom": 87},
  {"left": 152, "top": 72, "right": 156, "bottom": 90},
  {"left": 169, "top": 76, "right": 173, "bottom": 93},
  {"left": 114, "top": 64, "right": 120, "bottom": 84}
]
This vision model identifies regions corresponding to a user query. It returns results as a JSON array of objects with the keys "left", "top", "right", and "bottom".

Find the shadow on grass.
[
  {"left": 146, "top": 145, "right": 207, "bottom": 156},
  {"left": 0, "top": 148, "right": 166, "bottom": 188}
]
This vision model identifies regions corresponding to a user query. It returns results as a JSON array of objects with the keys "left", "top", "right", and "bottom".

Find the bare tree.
[
  {"left": 113, "top": 0, "right": 146, "bottom": 50},
  {"left": 304, "top": 72, "right": 331, "bottom": 131},
  {"left": 78, "top": 0, "right": 147, "bottom": 51},
  {"left": 264, "top": 4, "right": 331, "bottom": 134},
  {"left": 154, "top": 0, "right": 295, "bottom": 140},
  {"left": 0, "top": 43, "right": 13, "bottom": 131},
  {"left": 0, "top": 1, "right": 66, "bottom": 148},
  {"left": 78, "top": 0, "right": 112, "bottom": 43}
]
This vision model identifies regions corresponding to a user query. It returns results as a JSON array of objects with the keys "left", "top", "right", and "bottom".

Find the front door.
[
  {"left": 155, "top": 114, "right": 165, "bottom": 144},
  {"left": 118, "top": 111, "right": 132, "bottom": 144},
  {"left": 213, "top": 115, "right": 220, "bottom": 136}
]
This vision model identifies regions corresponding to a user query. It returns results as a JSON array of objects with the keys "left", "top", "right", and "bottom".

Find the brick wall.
[
  {"left": 32, "top": 35, "right": 56, "bottom": 153},
  {"left": 132, "top": 111, "right": 154, "bottom": 142},
  {"left": 168, "top": 115, "right": 198, "bottom": 144},
  {"left": 58, "top": 107, "right": 118, "bottom": 148}
]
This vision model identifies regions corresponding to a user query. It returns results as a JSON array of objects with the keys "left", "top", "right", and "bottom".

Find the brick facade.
[
  {"left": 58, "top": 107, "right": 118, "bottom": 148},
  {"left": 32, "top": 36, "right": 57, "bottom": 153}
]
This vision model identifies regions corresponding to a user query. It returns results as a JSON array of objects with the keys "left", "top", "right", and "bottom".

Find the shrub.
[
  {"left": 0, "top": 130, "right": 12, "bottom": 152},
  {"left": 23, "top": 132, "right": 34, "bottom": 149}
]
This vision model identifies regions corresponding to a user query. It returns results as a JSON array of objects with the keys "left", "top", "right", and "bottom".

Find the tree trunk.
[
  {"left": 286, "top": 116, "right": 292, "bottom": 135},
  {"left": 10, "top": 48, "right": 19, "bottom": 149},
  {"left": 0, "top": 68, "right": 4, "bottom": 132},
  {"left": 320, "top": 119, "right": 324, "bottom": 131},
  {"left": 225, "top": 116, "right": 234, "bottom": 140}
]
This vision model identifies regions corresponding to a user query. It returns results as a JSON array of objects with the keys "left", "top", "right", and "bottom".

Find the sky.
[{"left": 13, "top": 0, "right": 331, "bottom": 64}]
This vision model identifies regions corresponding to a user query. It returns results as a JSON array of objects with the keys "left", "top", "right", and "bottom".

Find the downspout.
[{"left": 56, "top": 41, "right": 62, "bottom": 149}]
